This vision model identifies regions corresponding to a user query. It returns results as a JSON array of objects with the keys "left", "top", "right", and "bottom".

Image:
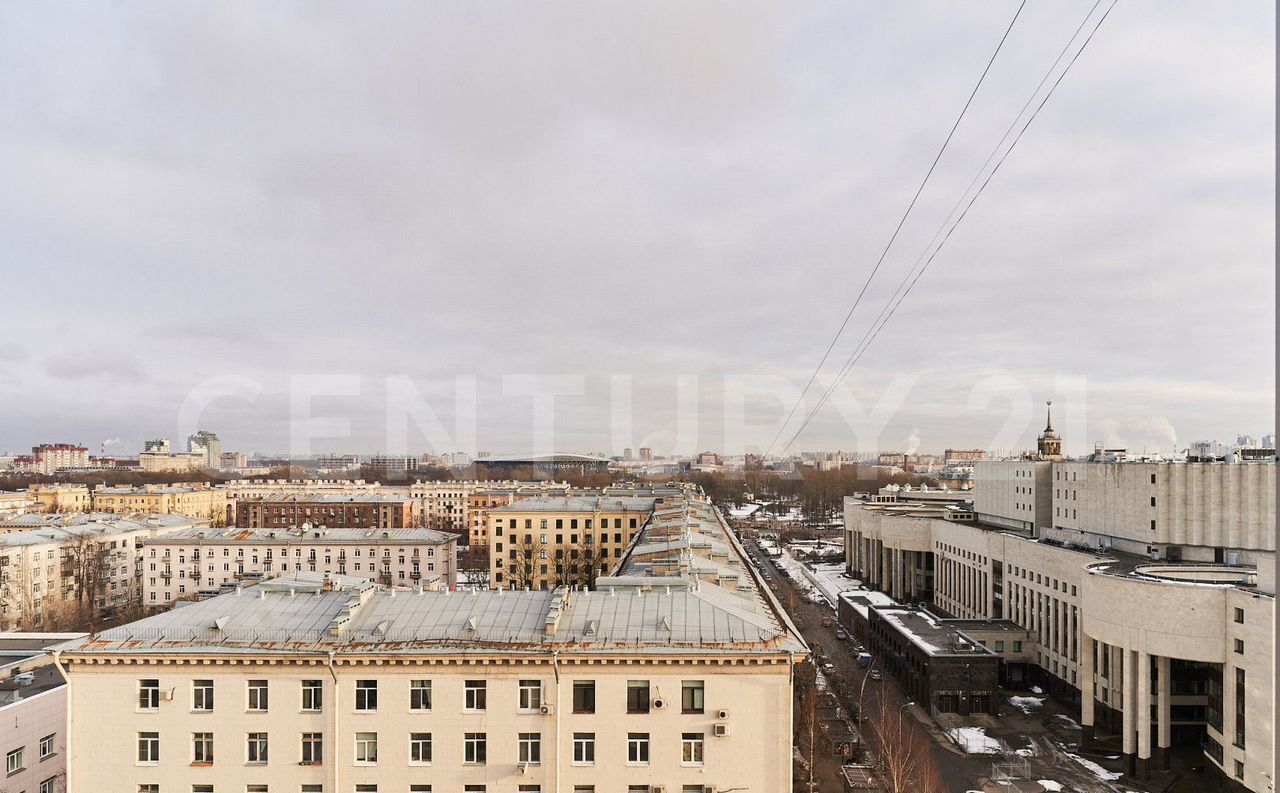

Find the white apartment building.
[
  {"left": 56, "top": 498, "right": 805, "bottom": 793},
  {"left": 30, "top": 443, "right": 90, "bottom": 476},
  {"left": 845, "top": 458, "right": 1275, "bottom": 792},
  {"left": 139, "top": 526, "right": 458, "bottom": 607},
  {"left": 0, "top": 513, "right": 205, "bottom": 629}
]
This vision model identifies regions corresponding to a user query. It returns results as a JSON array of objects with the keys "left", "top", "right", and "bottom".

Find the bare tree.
[
  {"left": 457, "top": 545, "right": 492, "bottom": 589},
  {"left": 504, "top": 533, "right": 548, "bottom": 590},
  {"left": 61, "top": 529, "right": 111, "bottom": 630},
  {"left": 554, "top": 540, "right": 609, "bottom": 589},
  {"left": 867, "top": 693, "right": 943, "bottom": 793}
]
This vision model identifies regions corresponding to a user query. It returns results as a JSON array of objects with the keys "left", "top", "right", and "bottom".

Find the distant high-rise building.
[
  {"left": 1236, "top": 434, "right": 1259, "bottom": 449},
  {"left": 187, "top": 430, "right": 221, "bottom": 467},
  {"left": 220, "top": 451, "right": 247, "bottom": 470},
  {"left": 623, "top": 447, "right": 633, "bottom": 461},
  {"left": 638, "top": 446, "right": 653, "bottom": 461},
  {"left": 30, "top": 443, "right": 89, "bottom": 475},
  {"left": 1262, "top": 433, "right": 1276, "bottom": 450},
  {"left": 1036, "top": 402, "right": 1063, "bottom": 460}
]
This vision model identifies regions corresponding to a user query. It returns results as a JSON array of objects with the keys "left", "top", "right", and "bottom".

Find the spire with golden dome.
[{"left": 1037, "top": 401, "right": 1062, "bottom": 459}]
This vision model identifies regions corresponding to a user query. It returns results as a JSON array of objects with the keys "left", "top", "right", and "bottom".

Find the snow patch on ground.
[
  {"left": 1067, "top": 753, "right": 1123, "bottom": 781},
  {"left": 727, "top": 503, "right": 762, "bottom": 519},
  {"left": 947, "top": 726, "right": 1004, "bottom": 754},
  {"left": 1031, "top": 685, "right": 1044, "bottom": 694},
  {"left": 1037, "top": 781, "right": 1064, "bottom": 792},
  {"left": 1052, "top": 713, "right": 1082, "bottom": 730},
  {"left": 1009, "top": 695, "right": 1045, "bottom": 714}
]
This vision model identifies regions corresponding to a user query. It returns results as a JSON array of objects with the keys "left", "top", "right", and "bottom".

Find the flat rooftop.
[
  {"left": 57, "top": 583, "right": 804, "bottom": 657},
  {"left": 144, "top": 526, "right": 456, "bottom": 544},
  {"left": 871, "top": 606, "right": 997, "bottom": 657}
]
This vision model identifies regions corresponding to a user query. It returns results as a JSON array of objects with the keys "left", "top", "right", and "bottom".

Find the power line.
[
  {"left": 761, "top": 0, "right": 1028, "bottom": 459},
  {"left": 783, "top": 0, "right": 1120, "bottom": 451}
]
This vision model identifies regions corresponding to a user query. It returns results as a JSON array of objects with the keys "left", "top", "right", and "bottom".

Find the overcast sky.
[{"left": 0, "top": 2, "right": 1273, "bottom": 458}]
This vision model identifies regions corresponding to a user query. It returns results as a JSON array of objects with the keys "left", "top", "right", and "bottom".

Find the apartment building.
[
  {"left": 0, "top": 491, "right": 38, "bottom": 520},
  {"left": 0, "top": 633, "right": 84, "bottom": 793},
  {"left": 92, "top": 484, "right": 231, "bottom": 524},
  {"left": 488, "top": 496, "right": 656, "bottom": 590},
  {"left": 844, "top": 457, "right": 1275, "bottom": 791},
  {"left": 220, "top": 479, "right": 388, "bottom": 500},
  {"left": 0, "top": 513, "right": 205, "bottom": 628},
  {"left": 56, "top": 497, "right": 805, "bottom": 793},
  {"left": 30, "top": 443, "right": 89, "bottom": 475},
  {"left": 235, "top": 494, "right": 417, "bottom": 529},
  {"left": 139, "top": 526, "right": 458, "bottom": 607},
  {"left": 27, "top": 484, "right": 92, "bottom": 514},
  {"left": 408, "top": 480, "right": 571, "bottom": 540}
]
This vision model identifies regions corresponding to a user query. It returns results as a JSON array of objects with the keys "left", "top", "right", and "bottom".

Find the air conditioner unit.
[
  {"left": 716, "top": 708, "right": 730, "bottom": 720},
  {"left": 162, "top": 688, "right": 175, "bottom": 701},
  {"left": 713, "top": 722, "right": 730, "bottom": 737},
  {"left": 652, "top": 697, "right": 668, "bottom": 710},
  {"left": 650, "top": 787, "right": 665, "bottom": 793},
  {"left": 702, "top": 787, "right": 716, "bottom": 793},
  {"left": 539, "top": 703, "right": 555, "bottom": 715},
  {"left": 518, "top": 763, "right": 530, "bottom": 776}
]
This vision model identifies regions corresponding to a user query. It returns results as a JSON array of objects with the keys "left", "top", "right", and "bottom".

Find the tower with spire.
[{"left": 1037, "top": 401, "right": 1063, "bottom": 460}]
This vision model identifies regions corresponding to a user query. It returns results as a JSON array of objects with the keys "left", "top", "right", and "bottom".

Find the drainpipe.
[
  {"left": 552, "top": 649, "right": 562, "bottom": 793},
  {"left": 50, "top": 650, "right": 70, "bottom": 791},
  {"left": 327, "top": 651, "right": 339, "bottom": 793}
]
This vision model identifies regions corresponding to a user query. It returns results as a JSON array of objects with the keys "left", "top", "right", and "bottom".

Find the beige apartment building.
[
  {"left": 220, "top": 479, "right": 389, "bottom": 500},
  {"left": 55, "top": 497, "right": 806, "bottom": 793},
  {"left": 845, "top": 457, "right": 1275, "bottom": 792},
  {"left": 408, "top": 480, "right": 571, "bottom": 539},
  {"left": 488, "top": 496, "right": 656, "bottom": 590},
  {"left": 92, "top": 483, "right": 231, "bottom": 525},
  {"left": 139, "top": 526, "right": 458, "bottom": 607},
  {"left": 27, "top": 484, "right": 92, "bottom": 514}
]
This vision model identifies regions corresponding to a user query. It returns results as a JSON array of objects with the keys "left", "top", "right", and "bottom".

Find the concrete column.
[
  {"left": 1157, "top": 655, "right": 1171, "bottom": 770},
  {"left": 880, "top": 544, "right": 890, "bottom": 595},
  {"left": 1080, "top": 634, "right": 1096, "bottom": 749},
  {"left": 1122, "top": 648, "right": 1136, "bottom": 775},
  {"left": 1137, "top": 651, "right": 1152, "bottom": 777}
]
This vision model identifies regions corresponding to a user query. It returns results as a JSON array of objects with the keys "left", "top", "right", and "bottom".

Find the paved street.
[{"left": 746, "top": 535, "right": 1196, "bottom": 793}]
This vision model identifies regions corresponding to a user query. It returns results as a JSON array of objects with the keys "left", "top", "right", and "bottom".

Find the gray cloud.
[{"left": 0, "top": 2, "right": 1272, "bottom": 456}]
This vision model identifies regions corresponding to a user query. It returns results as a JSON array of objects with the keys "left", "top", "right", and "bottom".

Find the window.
[
  {"left": 463, "top": 733, "right": 487, "bottom": 765},
  {"left": 572, "top": 680, "right": 595, "bottom": 713},
  {"left": 518, "top": 732, "right": 541, "bottom": 764},
  {"left": 355, "top": 787, "right": 377, "bottom": 793},
  {"left": 354, "top": 732, "right": 378, "bottom": 764},
  {"left": 518, "top": 679, "right": 542, "bottom": 711},
  {"left": 193, "top": 787, "right": 213, "bottom": 793},
  {"left": 994, "top": 641, "right": 1005, "bottom": 652},
  {"left": 410, "top": 732, "right": 432, "bottom": 764},
  {"left": 193, "top": 679, "right": 214, "bottom": 711},
  {"left": 1235, "top": 760, "right": 1244, "bottom": 780},
  {"left": 247, "top": 732, "right": 268, "bottom": 764},
  {"left": 40, "top": 778, "right": 56, "bottom": 793},
  {"left": 301, "top": 787, "right": 323, "bottom": 793},
  {"left": 301, "top": 680, "right": 322, "bottom": 711},
  {"left": 627, "top": 733, "right": 649, "bottom": 764},
  {"left": 573, "top": 788, "right": 595, "bottom": 793},
  {"left": 193, "top": 732, "right": 214, "bottom": 764},
  {"left": 1234, "top": 607, "right": 1245, "bottom": 624},
  {"left": 355, "top": 680, "right": 378, "bottom": 711},
  {"left": 464, "top": 680, "right": 487, "bottom": 711},
  {"left": 38, "top": 733, "right": 54, "bottom": 759},
  {"left": 682, "top": 732, "right": 704, "bottom": 765},
  {"left": 464, "top": 787, "right": 485, "bottom": 793},
  {"left": 301, "top": 732, "right": 322, "bottom": 764},
  {"left": 1234, "top": 638, "right": 1244, "bottom": 654},
  {"left": 139, "top": 679, "right": 161, "bottom": 710},
  {"left": 247, "top": 787, "right": 268, "bottom": 793},
  {"left": 1013, "top": 641, "right": 1023, "bottom": 652},
  {"left": 6, "top": 746, "right": 23, "bottom": 773},
  {"left": 410, "top": 787, "right": 432, "bottom": 793},
  {"left": 626, "top": 680, "right": 650, "bottom": 713},
  {"left": 681, "top": 680, "right": 704, "bottom": 713},
  {"left": 410, "top": 679, "right": 432, "bottom": 711},
  {"left": 247, "top": 680, "right": 268, "bottom": 711},
  {"left": 572, "top": 733, "right": 595, "bottom": 764},
  {"left": 138, "top": 732, "right": 159, "bottom": 763}
]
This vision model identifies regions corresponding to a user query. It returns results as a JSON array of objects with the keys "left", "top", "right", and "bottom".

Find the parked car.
[
  {"left": 869, "top": 670, "right": 882, "bottom": 681},
  {"left": 834, "top": 628, "right": 848, "bottom": 640}
]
